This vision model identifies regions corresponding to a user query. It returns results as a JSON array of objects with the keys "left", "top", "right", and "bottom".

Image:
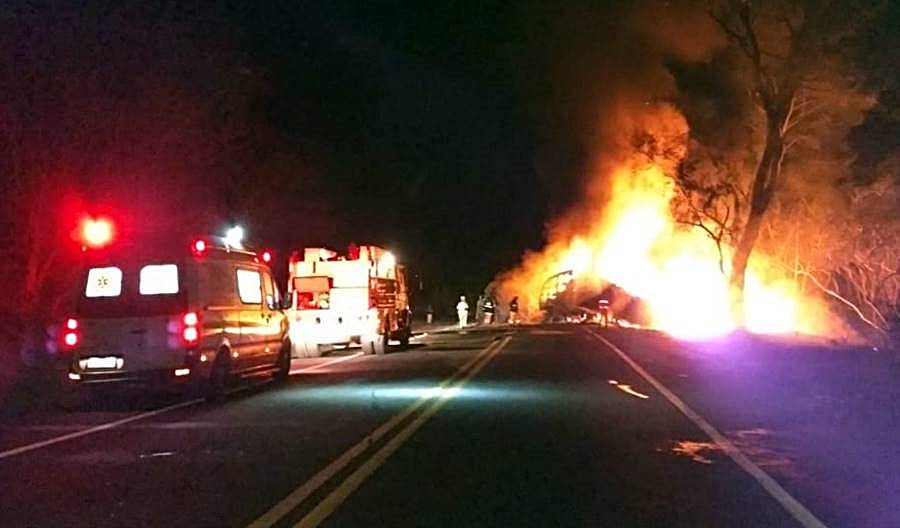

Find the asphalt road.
[{"left": 0, "top": 325, "right": 893, "bottom": 527}]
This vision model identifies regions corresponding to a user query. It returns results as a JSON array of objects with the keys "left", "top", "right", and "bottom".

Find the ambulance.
[
  {"left": 287, "top": 244, "right": 412, "bottom": 356},
  {"left": 62, "top": 228, "right": 291, "bottom": 397}
]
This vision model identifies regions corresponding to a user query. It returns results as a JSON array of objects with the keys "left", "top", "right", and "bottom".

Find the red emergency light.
[
  {"left": 260, "top": 250, "right": 273, "bottom": 264},
  {"left": 78, "top": 216, "right": 115, "bottom": 249},
  {"left": 191, "top": 238, "right": 207, "bottom": 257}
]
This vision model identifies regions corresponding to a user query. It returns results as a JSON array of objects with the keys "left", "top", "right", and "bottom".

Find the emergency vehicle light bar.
[{"left": 189, "top": 236, "right": 261, "bottom": 260}]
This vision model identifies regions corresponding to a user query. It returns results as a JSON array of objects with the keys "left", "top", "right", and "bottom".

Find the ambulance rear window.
[
  {"left": 85, "top": 267, "right": 123, "bottom": 298},
  {"left": 139, "top": 264, "right": 179, "bottom": 295},
  {"left": 78, "top": 262, "right": 186, "bottom": 318}
]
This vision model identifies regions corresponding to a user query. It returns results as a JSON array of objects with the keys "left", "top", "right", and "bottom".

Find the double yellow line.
[{"left": 248, "top": 333, "right": 513, "bottom": 528}]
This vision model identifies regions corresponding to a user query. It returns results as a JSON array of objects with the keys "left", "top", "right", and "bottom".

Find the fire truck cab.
[{"left": 287, "top": 245, "right": 412, "bottom": 356}]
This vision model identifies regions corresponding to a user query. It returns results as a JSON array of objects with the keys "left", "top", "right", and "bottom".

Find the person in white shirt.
[{"left": 456, "top": 295, "right": 469, "bottom": 328}]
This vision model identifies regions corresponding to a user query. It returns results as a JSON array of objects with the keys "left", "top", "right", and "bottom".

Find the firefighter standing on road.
[
  {"left": 509, "top": 296, "right": 519, "bottom": 324},
  {"left": 483, "top": 296, "right": 495, "bottom": 324},
  {"left": 597, "top": 299, "right": 611, "bottom": 327},
  {"left": 456, "top": 296, "right": 469, "bottom": 328}
]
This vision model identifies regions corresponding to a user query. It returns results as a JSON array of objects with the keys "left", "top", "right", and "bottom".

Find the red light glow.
[
  {"left": 183, "top": 327, "right": 199, "bottom": 343},
  {"left": 66, "top": 318, "right": 78, "bottom": 330},
  {"left": 182, "top": 311, "right": 200, "bottom": 344},
  {"left": 191, "top": 239, "right": 207, "bottom": 256},
  {"left": 63, "top": 332, "right": 79, "bottom": 347},
  {"left": 79, "top": 217, "right": 115, "bottom": 249},
  {"left": 261, "top": 250, "right": 272, "bottom": 263}
]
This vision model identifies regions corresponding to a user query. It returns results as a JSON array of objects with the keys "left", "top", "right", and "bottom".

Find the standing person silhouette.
[{"left": 456, "top": 296, "right": 469, "bottom": 329}]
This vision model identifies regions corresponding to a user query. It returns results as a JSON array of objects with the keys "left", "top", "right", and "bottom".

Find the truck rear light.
[
  {"left": 66, "top": 318, "right": 78, "bottom": 330},
  {"left": 182, "top": 312, "right": 200, "bottom": 344}
]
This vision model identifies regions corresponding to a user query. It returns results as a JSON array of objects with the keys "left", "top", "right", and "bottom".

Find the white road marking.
[
  {"left": 0, "top": 398, "right": 203, "bottom": 461},
  {"left": 289, "top": 353, "right": 363, "bottom": 375},
  {"left": 588, "top": 330, "right": 829, "bottom": 528},
  {"left": 608, "top": 379, "right": 650, "bottom": 399},
  {"left": 0, "top": 353, "right": 366, "bottom": 461},
  {"left": 616, "top": 384, "right": 650, "bottom": 399}
]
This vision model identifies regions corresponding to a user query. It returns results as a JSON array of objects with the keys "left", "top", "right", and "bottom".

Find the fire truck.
[{"left": 287, "top": 244, "right": 412, "bottom": 356}]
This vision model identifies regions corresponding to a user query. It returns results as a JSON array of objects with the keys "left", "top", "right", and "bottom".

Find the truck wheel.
[
  {"left": 299, "top": 340, "right": 321, "bottom": 358},
  {"left": 362, "top": 333, "right": 387, "bottom": 355},
  {"left": 374, "top": 333, "right": 387, "bottom": 355},
  {"left": 399, "top": 325, "right": 411, "bottom": 348}
]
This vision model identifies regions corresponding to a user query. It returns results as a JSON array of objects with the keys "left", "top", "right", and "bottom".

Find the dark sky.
[
  {"left": 207, "top": 1, "right": 582, "bottom": 300},
  {"left": 1, "top": 0, "right": 626, "bottom": 315},
  {"left": 3, "top": 0, "right": 896, "bottom": 313}
]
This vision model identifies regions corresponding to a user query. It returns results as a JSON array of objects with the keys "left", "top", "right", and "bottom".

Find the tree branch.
[{"left": 797, "top": 269, "right": 887, "bottom": 333}]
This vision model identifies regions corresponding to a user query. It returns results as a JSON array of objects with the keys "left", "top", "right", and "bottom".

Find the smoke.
[
  {"left": 496, "top": 2, "right": 884, "bottom": 342},
  {"left": 497, "top": 2, "right": 724, "bottom": 318}
]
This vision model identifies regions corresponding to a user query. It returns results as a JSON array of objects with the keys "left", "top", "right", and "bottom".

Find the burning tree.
[
  {"left": 673, "top": 0, "right": 880, "bottom": 322},
  {"left": 487, "top": 1, "right": 893, "bottom": 341},
  {"left": 764, "top": 166, "right": 900, "bottom": 345}
]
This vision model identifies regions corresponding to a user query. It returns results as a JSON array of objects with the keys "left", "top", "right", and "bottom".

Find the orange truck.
[{"left": 287, "top": 244, "right": 412, "bottom": 356}]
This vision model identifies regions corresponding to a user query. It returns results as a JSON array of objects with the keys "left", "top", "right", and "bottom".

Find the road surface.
[{"left": 0, "top": 325, "right": 894, "bottom": 527}]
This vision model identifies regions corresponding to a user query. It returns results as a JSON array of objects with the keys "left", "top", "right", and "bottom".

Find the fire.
[{"left": 499, "top": 160, "right": 822, "bottom": 339}]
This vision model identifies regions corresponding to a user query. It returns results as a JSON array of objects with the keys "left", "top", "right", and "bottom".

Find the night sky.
[
  {"left": 212, "top": 1, "right": 660, "bottom": 305},
  {"left": 224, "top": 2, "right": 566, "bottom": 302},
  {"left": 3, "top": 0, "right": 897, "bottom": 316}
]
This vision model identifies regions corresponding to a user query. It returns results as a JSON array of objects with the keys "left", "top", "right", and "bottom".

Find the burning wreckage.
[{"left": 538, "top": 270, "right": 652, "bottom": 327}]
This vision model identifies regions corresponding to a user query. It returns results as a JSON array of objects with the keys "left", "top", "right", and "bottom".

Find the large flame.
[{"left": 498, "top": 152, "right": 824, "bottom": 339}]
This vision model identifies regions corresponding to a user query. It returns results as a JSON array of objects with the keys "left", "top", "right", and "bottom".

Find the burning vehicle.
[{"left": 539, "top": 270, "right": 652, "bottom": 326}]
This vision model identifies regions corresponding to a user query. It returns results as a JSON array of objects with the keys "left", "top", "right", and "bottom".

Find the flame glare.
[{"left": 498, "top": 124, "right": 823, "bottom": 339}]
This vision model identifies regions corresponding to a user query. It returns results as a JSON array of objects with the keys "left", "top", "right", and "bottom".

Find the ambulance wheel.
[
  {"left": 273, "top": 340, "right": 291, "bottom": 384},
  {"left": 205, "top": 350, "right": 231, "bottom": 400},
  {"left": 55, "top": 384, "right": 90, "bottom": 412}
]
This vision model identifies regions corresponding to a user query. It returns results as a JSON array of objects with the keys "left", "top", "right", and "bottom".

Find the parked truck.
[{"left": 287, "top": 244, "right": 412, "bottom": 356}]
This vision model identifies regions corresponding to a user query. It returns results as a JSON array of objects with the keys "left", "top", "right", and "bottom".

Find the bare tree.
[
  {"left": 692, "top": 0, "right": 877, "bottom": 321},
  {"left": 672, "top": 141, "right": 748, "bottom": 274},
  {"left": 796, "top": 174, "right": 899, "bottom": 342}
]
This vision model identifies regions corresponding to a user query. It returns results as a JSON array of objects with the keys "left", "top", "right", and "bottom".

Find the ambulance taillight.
[
  {"left": 182, "top": 312, "right": 200, "bottom": 344},
  {"left": 62, "top": 318, "right": 80, "bottom": 348}
]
